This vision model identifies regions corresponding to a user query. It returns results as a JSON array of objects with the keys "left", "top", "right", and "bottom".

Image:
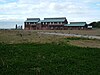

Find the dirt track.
[{"left": 38, "top": 32, "right": 100, "bottom": 39}]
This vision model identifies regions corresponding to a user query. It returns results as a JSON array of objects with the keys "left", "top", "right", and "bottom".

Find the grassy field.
[
  {"left": 36, "top": 28, "right": 100, "bottom": 36},
  {"left": 0, "top": 30, "right": 63, "bottom": 44},
  {"left": 0, "top": 29, "right": 100, "bottom": 48},
  {"left": 64, "top": 37, "right": 100, "bottom": 48},
  {"left": 0, "top": 29, "right": 100, "bottom": 75},
  {"left": 0, "top": 43, "right": 100, "bottom": 75}
]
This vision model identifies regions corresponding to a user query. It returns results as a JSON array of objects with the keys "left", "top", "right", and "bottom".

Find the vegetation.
[
  {"left": 64, "top": 37, "right": 91, "bottom": 40},
  {"left": 0, "top": 43, "right": 100, "bottom": 75},
  {"left": 89, "top": 21, "right": 100, "bottom": 28},
  {"left": 0, "top": 30, "right": 100, "bottom": 74},
  {"left": 64, "top": 37, "right": 100, "bottom": 48}
]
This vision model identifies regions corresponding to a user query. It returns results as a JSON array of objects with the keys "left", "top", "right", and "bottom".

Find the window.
[
  {"left": 81, "top": 27, "right": 83, "bottom": 29},
  {"left": 51, "top": 27, "right": 53, "bottom": 29},
  {"left": 30, "top": 22, "right": 34, "bottom": 24},
  {"left": 54, "top": 22, "right": 55, "bottom": 24}
]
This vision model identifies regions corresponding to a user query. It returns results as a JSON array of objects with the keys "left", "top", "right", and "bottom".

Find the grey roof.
[
  {"left": 25, "top": 17, "right": 67, "bottom": 23},
  {"left": 25, "top": 18, "right": 40, "bottom": 22},
  {"left": 38, "top": 20, "right": 43, "bottom": 23},
  {"left": 38, "top": 18, "right": 66, "bottom": 23},
  {"left": 44, "top": 17, "right": 66, "bottom": 20},
  {"left": 64, "top": 24, "right": 86, "bottom": 26},
  {"left": 70, "top": 22, "right": 86, "bottom": 24},
  {"left": 41, "top": 19, "right": 65, "bottom": 22},
  {"left": 27, "top": 18, "right": 40, "bottom": 20},
  {"left": 39, "top": 17, "right": 66, "bottom": 22}
]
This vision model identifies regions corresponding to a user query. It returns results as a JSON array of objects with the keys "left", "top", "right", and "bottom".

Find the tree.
[{"left": 88, "top": 21, "right": 100, "bottom": 28}]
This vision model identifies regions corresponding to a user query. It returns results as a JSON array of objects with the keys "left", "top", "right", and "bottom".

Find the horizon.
[
  {"left": 0, "top": 17, "right": 99, "bottom": 29},
  {"left": 0, "top": 0, "right": 100, "bottom": 28}
]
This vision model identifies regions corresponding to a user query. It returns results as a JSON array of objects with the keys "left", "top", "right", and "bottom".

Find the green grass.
[
  {"left": 0, "top": 43, "right": 100, "bottom": 75},
  {"left": 64, "top": 37, "right": 92, "bottom": 40}
]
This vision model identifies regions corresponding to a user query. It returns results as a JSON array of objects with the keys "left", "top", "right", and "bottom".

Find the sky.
[{"left": 0, "top": 0, "right": 100, "bottom": 28}]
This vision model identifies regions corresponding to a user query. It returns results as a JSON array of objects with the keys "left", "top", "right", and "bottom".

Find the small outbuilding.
[
  {"left": 64, "top": 22, "right": 87, "bottom": 30},
  {"left": 87, "top": 26, "right": 92, "bottom": 29}
]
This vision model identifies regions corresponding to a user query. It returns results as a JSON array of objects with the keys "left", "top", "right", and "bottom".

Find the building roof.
[
  {"left": 25, "top": 18, "right": 40, "bottom": 22},
  {"left": 38, "top": 20, "right": 43, "bottom": 23},
  {"left": 41, "top": 19, "right": 65, "bottom": 22},
  {"left": 41, "top": 17, "right": 67, "bottom": 22},
  {"left": 44, "top": 17, "right": 66, "bottom": 20},
  {"left": 70, "top": 22, "right": 86, "bottom": 24},
  {"left": 64, "top": 22, "right": 87, "bottom": 27},
  {"left": 27, "top": 18, "right": 40, "bottom": 20},
  {"left": 25, "top": 17, "right": 67, "bottom": 23},
  {"left": 64, "top": 23, "right": 86, "bottom": 27}
]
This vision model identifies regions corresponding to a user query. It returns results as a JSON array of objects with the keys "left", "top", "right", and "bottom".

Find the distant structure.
[
  {"left": 87, "top": 25, "right": 93, "bottom": 29},
  {"left": 15, "top": 24, "right": 17, "bottom": 29},
  {"left": 64, "top": 22, "right": 87, "bottom": 30},
  {"left": 15, "top": 24, "right": 22, "bottom": 30},
  {"left": 24, "top": 17, "right": 88, "bottom": 30}
]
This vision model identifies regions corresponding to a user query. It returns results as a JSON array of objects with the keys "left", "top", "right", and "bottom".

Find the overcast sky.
[{"left": 0, "top": 0, "right": 100, "bottom": 26}]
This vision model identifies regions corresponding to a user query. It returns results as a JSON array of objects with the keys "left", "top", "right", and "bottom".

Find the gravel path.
[{"left": 38, "top": 32, "right": 100, "bottom": 39}]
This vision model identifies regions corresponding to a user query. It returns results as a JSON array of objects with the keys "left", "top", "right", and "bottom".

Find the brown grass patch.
[
  {"left": 68, "top": 40, "right": 100, "bottom": 48},
  {"left": 0, "top": 29, "right": 100, "bottom": 48}
]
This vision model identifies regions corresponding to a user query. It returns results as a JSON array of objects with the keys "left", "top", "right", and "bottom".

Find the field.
[
  {"left": 0, "top": 29, "right": 100, "bottom": 75},
  {"left": 0, "top": 43, "right": 100, "bottom": 75},
  {"left": 36, "top": 28, "right": 100, "bottom": 36},
  {"left": 0, "top": 29, "right": 100, "bottom": 48}
]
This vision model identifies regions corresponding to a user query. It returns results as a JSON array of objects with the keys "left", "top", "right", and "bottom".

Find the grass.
[
  {"left": 0, "top": 43, "right": 100, "bottom": 75},
  {"left": 0, "top": 30, "right": 63, "bottom": 44},
  {"left": 63, "top": 37, "right": 100, "bottom": 48},
  {"left": 64, "top": 37, "right": 91, "bottom": 40},
  {"left": 36, "top": 29, "right": 100, "bottom": 36},
  {"left": 0, "top": 30, "right": 100, "bottom": 74}
]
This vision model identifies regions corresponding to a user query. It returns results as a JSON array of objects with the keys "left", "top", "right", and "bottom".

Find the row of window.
[
  {"left": 50, "top": 27, "right": 63, "bottom": 29},
  {"left": 42, "top": 22, "right": 63, "bottom": 25},
  {"left": 25, "top": 22, "right": 64, "bottom": 25},
  {"left": 25, "top": 22, "right": 37, "bottom": 24}
]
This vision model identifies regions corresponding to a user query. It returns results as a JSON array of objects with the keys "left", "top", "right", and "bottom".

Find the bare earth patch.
[{"left": 69, "top": 40, "right": 100, "bottom": 48}]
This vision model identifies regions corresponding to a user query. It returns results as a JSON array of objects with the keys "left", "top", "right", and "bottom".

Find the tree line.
[{"left": 88, "top": 21, "right": 100, "bottom": 28}]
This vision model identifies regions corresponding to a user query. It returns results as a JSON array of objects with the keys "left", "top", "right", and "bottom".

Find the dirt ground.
[
  {"left": 35, "top": 28, "right": 100, "bottom": 36},
  {"left": 68, "top": 40, "right": 100, "bottom": 48},
  {"left": 0, "top": 29, "right": 100, "bottom": 48}
]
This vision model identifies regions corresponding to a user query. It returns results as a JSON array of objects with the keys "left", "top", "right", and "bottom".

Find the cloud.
[
  {"left": 83, "top": 0, "right": 100, "bottom": 3},
  {"left": 96, "top": 3, "right": 100, "bottom": 6},
  {"left": 0, "top": 0, "right": 6, "bottom": 2},
  {"left": 0, "top": 0, "right": 99, "bottom": 23}
]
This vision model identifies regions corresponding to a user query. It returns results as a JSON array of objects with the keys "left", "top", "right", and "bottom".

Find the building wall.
[
  {"left": 25, "top": 24, "right": 87, "bottom": 30},
  {"left": 64, "top": 26, "right": 87, "bottom": 30},
  {"left": 24, "top": 19, "right": 88, "bottom": 30}
]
